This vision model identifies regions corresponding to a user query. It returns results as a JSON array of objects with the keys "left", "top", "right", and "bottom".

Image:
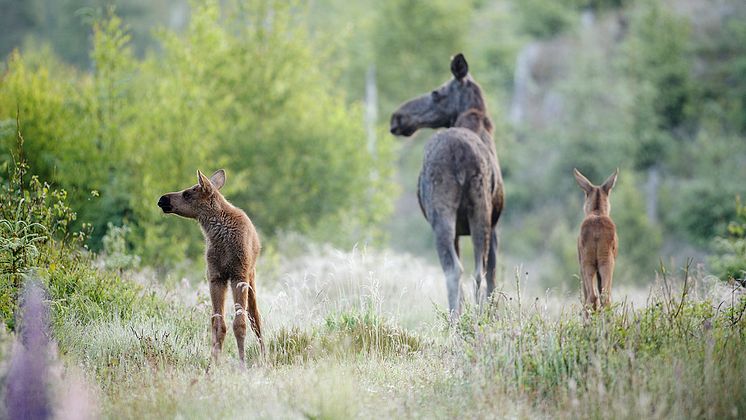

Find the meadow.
[
  {"left": 2, "top": 0, "right": 746, "bottom": 418},
  {"left": 2, "top": 216, "right": 744, "bottom": 418}
]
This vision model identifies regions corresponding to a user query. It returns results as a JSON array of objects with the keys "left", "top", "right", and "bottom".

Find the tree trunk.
[{"left": 646, "top": 166, "right": 660, "bottom": 225}]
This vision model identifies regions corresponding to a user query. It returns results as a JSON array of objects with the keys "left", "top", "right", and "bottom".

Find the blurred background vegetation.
[{"left": 1, "top": 0, "right": 745, "bottom": 287}]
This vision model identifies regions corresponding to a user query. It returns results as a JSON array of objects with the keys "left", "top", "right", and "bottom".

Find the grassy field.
[{"left": 2, "top": 241, "right": 745, "bottom": 419}]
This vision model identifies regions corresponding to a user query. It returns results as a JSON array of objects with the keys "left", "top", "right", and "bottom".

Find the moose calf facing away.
[
  {"left": 574, "top": 168, "right": 619, "bottom": 313},
  {"left": 158, "top": 170, "right": 264, "bottom": 366}
]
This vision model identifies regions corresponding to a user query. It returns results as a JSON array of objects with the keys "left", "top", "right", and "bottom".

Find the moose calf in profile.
[
  {"left": 574, "top": 168, "right": 618, "bottom": 313},
  {"left": 158, "top": 170, "right": 264, "bottom": 366}
]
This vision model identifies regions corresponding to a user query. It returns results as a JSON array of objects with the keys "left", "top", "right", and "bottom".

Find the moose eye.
[
  {"left": 431, "top": 90, "right": 443, "bottom": 102},
  {"left": 182, "top": 190, "right": 191, "bottom": 199}
]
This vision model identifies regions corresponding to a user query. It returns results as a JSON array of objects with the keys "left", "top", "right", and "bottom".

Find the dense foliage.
[
  {"left": 0, "top": 130, "right": 158, "bottom": 331},
  {"left": 711, "top": 197, "right": 746, "bottom": 285},
  {"left": 0, "top": 1, "right": 394, "bottom": 267},
  {"left": 1, "top": 0, "right": 744, "bottom": 283}
]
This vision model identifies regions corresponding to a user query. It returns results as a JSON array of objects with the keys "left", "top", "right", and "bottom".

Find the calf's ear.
[
  {"left": 573, "top": 168, "right": 594, "bottom": 194},
  {"left": 197, "top": 170, "right": 214, "bottom": 194},
  {"left": 210, "top": 169, "right": 226, "bottom": 190},
  {"left": 602, "top": 168, "right": 619, "bottom": 194}
]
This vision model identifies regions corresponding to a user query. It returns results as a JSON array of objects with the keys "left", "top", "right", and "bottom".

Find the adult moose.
[{"left": 390, "top": 54, "right": 504, "bottom": 316}]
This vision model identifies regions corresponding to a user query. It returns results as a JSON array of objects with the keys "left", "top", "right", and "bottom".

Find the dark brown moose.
[{"left": 390, "top": 54, "right": 504, "bottom": 316}]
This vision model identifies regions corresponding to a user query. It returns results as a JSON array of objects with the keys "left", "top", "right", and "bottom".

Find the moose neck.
[
  {"left": 197, "top": 196, "right": 239, "bottom": 240},
  {"left": 585, "top": 189, "right": 610, "bottom": 217},
  {"left": 454, "top": 108, "right": 495, "bottom": 152}
]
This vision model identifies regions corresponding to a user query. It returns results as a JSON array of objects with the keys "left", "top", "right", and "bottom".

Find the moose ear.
[
  {"left": 451, "top": 53, "right": 469, "bottom": 81},
  {"left": 210, "top": 169, "right": 226, "bottom": 190},
  {"left": 197, "top": 170, "right": 214, "bottom": 193},
  {"left": 601, "top": 168, "right": 618, "bottom": 194},
  {"left": 573, "top": 168, "right": 594, "bottom": 193}
]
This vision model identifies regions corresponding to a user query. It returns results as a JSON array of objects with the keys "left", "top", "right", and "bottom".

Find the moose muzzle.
[{"left": 157, "top": 195, "right": 173, "bottom": 213}]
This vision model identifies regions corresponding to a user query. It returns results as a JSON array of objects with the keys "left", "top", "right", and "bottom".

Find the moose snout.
[
  {"left": 157, "top": 195, "right": 172, "bottom": 212},
  {"left": 389, "top": 113, "right": 402, "bottom": 135},
  {"left": 390, "top": 113, "right": 413, "bottom": 136}
]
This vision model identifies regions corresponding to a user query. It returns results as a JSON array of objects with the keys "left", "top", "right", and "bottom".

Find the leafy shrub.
[
  {"left": 0, "top": 1, "right": 395, "bottom": 267},
  {"left": 0, "top": 125, "right": 158, "bottom": 331},
  {"left": 100, "top": 223, "right": 141, "bottom": 272},
  {"left": 0, "top": 125, "right": 85, "bottom": 329},
  {"left": 0, "top": 121, "right": 83, "bottom": 243},
  {"left": 710, "top": 196, "right": 746, "bottom": 284},
  {"left": 665, "top": 180, "right": 738, "bottom": 245},
  {"left": 514, "top": 0, "right": 577, "bottom": 39},
  {"left": 624, "top": 1, "right": 694, "bottom": 133}
]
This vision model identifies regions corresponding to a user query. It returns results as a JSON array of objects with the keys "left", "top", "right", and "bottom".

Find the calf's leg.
[
  {"left": 231, "top": 278, "right": 249, "bottom": 366},
  {"left": 246, "top": 268, "right": 265, "bottom": 356},
  {"left": 209, "top": 279, "right": 228, "bottom": 362},
  {"left": 598, "top": 258, "right": 615, "bottom": 308},
  {"left": 581, "top": 263, "right": 599, "bottom": 313}
]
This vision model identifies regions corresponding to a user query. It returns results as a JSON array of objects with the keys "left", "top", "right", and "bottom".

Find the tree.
[{"left": 1, "top": 1, "right": 396, "bottom": 266}]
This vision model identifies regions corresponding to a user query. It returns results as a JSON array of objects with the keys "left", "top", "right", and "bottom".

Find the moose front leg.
[{"left": 209, "top": 279, "right": 228, "bottom": 362}]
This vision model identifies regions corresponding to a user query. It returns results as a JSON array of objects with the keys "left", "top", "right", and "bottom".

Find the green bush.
[
  {"left": 100, "top": 222, "right": 141, "bottom": 272},
  {"left": 612, "top": 171, "right": 662, "bottom": 283},
  {"left": 372, "top": 0, "right": 472, "bottom": 115},
  {"left": 665, "top": 180, "right": 738, "bottom": 246},
  {"left": 0, "top": 1, "right": 395, "bottom": 267},
  {"left": 710, "top": 197, "right": 746, "bottom": 284},
  {"left": 513, "top": 0, "right": 577, "bottom": 39},
  {"left": 0, "top": 127, "right": 159, "bottom": 331},
  {"left": 624, "top": 1, "right": 694, "bottom": 133}
]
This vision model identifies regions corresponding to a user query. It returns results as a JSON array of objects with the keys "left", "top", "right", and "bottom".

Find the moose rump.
[{"left": 419, "top": 128, "right": 500, "bottom": 313}]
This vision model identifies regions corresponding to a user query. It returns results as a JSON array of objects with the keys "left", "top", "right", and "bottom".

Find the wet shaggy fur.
[
  {"left": 574, "top": 168, "right": 619, "bottom": 312},
  {"left": 391, "top": 54, "right": 504, "bottom": 315},
  {"left": 158, "top": 169, "right": 264, "bottom": 365}
]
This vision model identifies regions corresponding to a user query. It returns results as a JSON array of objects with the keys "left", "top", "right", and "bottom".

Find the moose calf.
[
  {"left": 574, "top": 168, "right": 619, "bottom": 312},
  {"left": 158, "top": 170, "right": 264, "bottom": 365}
]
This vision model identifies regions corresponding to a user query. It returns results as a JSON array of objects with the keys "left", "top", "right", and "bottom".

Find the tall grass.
[
  {"left": 20, "top": 240, "right": 738, "bottom": 419},
  {"left": 0, "top": 215, "right": 743, "bottom": 418}
]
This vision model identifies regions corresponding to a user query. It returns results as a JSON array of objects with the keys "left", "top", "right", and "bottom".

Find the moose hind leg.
[
  {"left": 209, "top": 280, "right": 228, "bottom": 362},
  {"left": 434, "top": 220, "right": 463, "bottom": 318},
  {"left": 485, "top": 229, "right": 498, "bottom": 300},
  {"left": 469, "top": 221, "right": 490, "bottom": 305},
  {"left": 598, "top": 259, "right": 615, "bottom": 308},
  {"left": 466, "top": 174, "right": 492, "bottom": 305},
  {"left": 231, "top": 278, "right": 249, "bottom": 366},
  {"left": 580, "top": 264, "right": 599, "bottom": 313},
  {"left": 246, "top": 269, "right": 265, "bottom": 356}
]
